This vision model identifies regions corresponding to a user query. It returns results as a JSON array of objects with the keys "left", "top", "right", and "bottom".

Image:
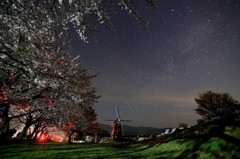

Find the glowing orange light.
[
  {"left": 36, "top": 133, "right": 48, "bottom": 143},
  {"left": 51, "top": 135, "right": 64, "bottom": 142}
]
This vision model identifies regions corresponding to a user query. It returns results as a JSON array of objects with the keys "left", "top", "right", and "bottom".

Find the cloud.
[{"left": 100, "top": 90, "right": 195, "bottom": 109}]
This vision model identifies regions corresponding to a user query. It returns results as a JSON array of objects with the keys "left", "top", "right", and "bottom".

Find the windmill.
[{"left": 105, "top": 106, "right": 131, "bottom": 139}]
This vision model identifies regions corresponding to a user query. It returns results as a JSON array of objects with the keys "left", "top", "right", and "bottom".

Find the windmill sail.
[
  {"left": 105, "top": 106, "right": 131, "bottom": 139},
  {"left": 115, "top": 106, "right": 120, "bottom": 120}
]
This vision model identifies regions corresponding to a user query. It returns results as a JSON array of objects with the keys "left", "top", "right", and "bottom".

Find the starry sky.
[{"left": 70, "top": 0, "right": 240, "bottom": 128}]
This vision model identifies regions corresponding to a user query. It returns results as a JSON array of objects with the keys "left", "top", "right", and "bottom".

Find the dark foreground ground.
[{"left": 1, "top": 115, "right": 240, "bottom": 159}]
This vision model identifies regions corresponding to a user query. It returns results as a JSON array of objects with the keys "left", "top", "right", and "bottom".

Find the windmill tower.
[{"left": 105, "top": 106, "right": 131, "bottom": 139}]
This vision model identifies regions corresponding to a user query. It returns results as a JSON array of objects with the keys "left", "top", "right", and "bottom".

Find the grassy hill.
[
  {"left": 144, "top": 114, "right": 240, "bottom": 158},
  {"left": 1, "top": 115, "right": 239, "bottom": 159}
]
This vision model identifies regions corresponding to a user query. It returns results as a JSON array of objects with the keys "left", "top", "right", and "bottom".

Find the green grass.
[
  {"left": 1, "top": 115, "right": 240, "bottom": 159},
  {"left": 0, "top": 142, "right": 153, "bottom": 159},
  {"left": 1, "top": 137, "right": 239, "bottom": 159}
]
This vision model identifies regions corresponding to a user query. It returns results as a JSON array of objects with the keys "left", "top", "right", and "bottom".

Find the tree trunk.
[
  {"left": 16, "top": 114, "right": 33, "bottom": 140},
  {"left": 68, "top": 130, "right": 72, "bottom": 144},
  {"left": 0, "top": 103, "right": 11, "bottom": 139},
  {"left": 30, "top": 124, "right": 40, "bottom": 140},
  {"left": 16, "top": 124, "right": 31, "bottom": 140}
]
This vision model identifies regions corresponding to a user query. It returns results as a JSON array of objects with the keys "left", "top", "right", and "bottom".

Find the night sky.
[{"left": 70, "top": 0, "right": 240, "bottom": 128}]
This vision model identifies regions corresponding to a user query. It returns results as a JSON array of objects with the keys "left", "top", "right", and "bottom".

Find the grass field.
[
  {"left": 1, "top": 116, "right": 240, "bottom": 159},
  {"left": 1, "top": 136, "right": 239, "bottom": 159}
]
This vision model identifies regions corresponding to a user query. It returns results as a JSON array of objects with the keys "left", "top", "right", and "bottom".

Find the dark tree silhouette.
[
  {"left": 178, "top": 123, "right": 188, "bottom": 128},
  {"left": 195, "top": 91, "right": 240, "bottom": 122}
]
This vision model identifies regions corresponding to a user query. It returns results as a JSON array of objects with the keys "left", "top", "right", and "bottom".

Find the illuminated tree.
[
  {"left": 1, "top": 0, "right": 156, "bottom": 48},
  {"left": 0, "top": 48, "right": 99, "bottom": 139},
  {"left": 195, "top": 91, "right": 240, "bottom": 122},
  {"left": 1, "top": 0, "right": 155, "bottom": 140}
]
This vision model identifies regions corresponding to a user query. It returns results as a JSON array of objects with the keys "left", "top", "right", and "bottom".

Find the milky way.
[{"left": 70, "top": 0, "right": 240, "bottom": 128}]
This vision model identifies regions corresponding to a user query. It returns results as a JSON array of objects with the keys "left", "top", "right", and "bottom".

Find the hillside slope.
[{"left": 142, "top": 115, "right": 240, "bottom": 158}]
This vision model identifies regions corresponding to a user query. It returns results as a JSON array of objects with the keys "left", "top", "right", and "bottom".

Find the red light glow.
[
  {"left": 51, "top": 135, "right": 63, "bottom": 142},
  {"left": 48, "top": 105, "right": 53, "bottom": 109},
  {"left": 36, "top": 133, "right": 48, "bottom": 143}
]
